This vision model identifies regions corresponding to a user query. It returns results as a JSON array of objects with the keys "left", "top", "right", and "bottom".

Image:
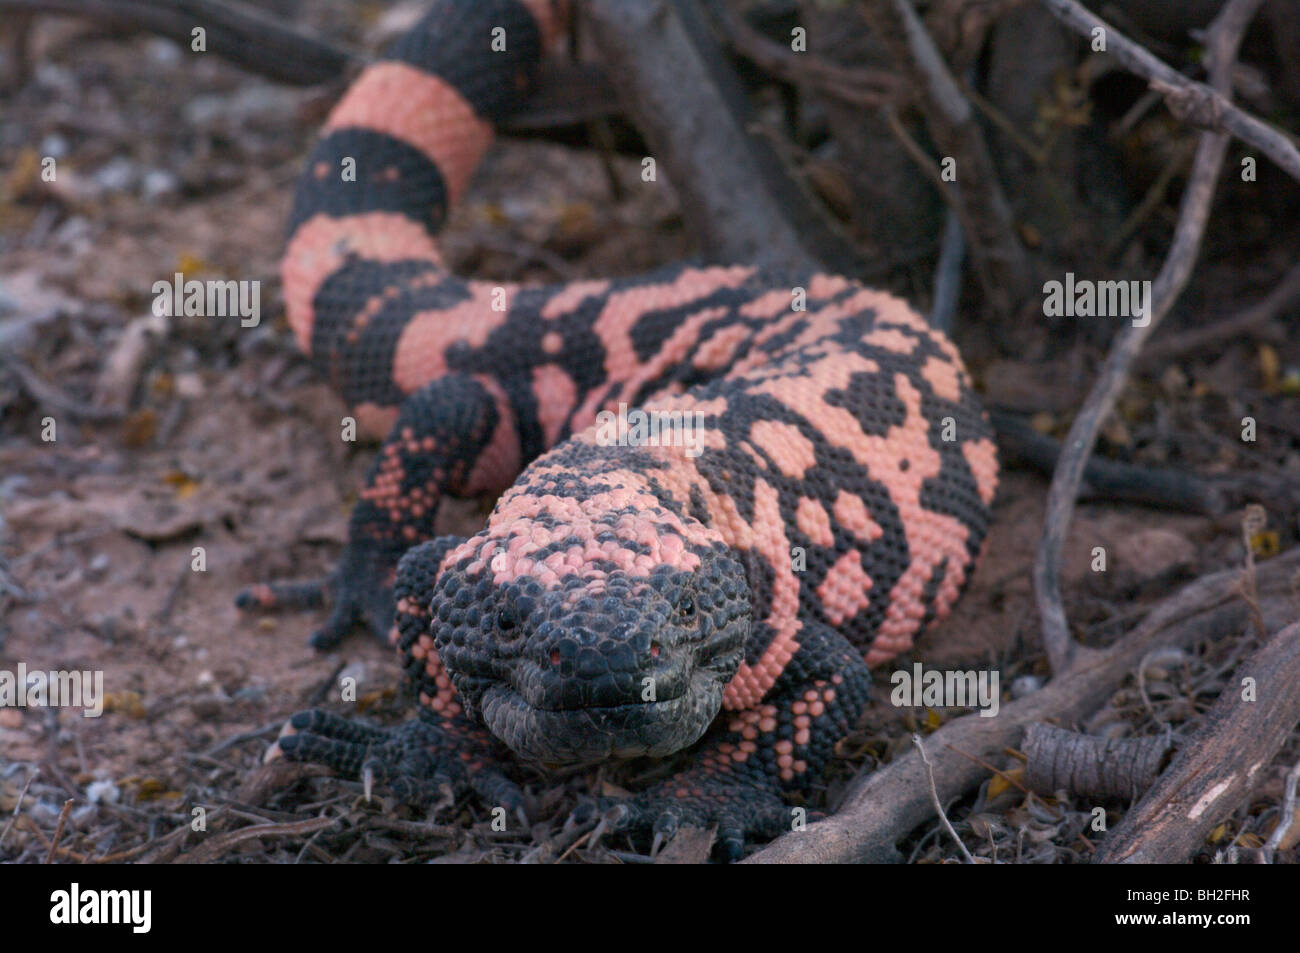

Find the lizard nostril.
[
  {"left": 650, "top": 642, "right": 661, "bottom": 659},
  {"left": 550, "top": 649, "right": 561, "bottom": 666}
]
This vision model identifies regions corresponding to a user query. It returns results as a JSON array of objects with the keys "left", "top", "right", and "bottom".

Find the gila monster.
[{"left": 241, "top": 0, "right": 1000, "bottom": 857}]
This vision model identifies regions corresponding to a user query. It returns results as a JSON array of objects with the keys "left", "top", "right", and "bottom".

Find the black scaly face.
[{"left": 431, "top": 542, "right": 752, "bottom": 766}]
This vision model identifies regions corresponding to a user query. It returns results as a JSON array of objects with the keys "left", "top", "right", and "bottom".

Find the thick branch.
[
  {"left": 745, "top": 547, "right": 1300, "bottom": 863},
  {"left": 583, "top": 0, "right": 870, "bottom": 276},
  {"left": 1022, "top": 723, "right": 1170, "bottom": 800},
  {"left": 1032, "top": 0, "right": 1260, "bottom": 675},
  {"left": 859, "top": 0, "right": 1034, "bottom": 312},
  {"left": 1093, "top": 620, "right": 1300, "bottom": 863},
  {"left": 712, "top": 0, "right": 900, "bottom": 108}
]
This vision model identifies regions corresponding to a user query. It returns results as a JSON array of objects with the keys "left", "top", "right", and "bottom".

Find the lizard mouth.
[{"left": 479, "top": 671, "right": 726, "bottom": 766}]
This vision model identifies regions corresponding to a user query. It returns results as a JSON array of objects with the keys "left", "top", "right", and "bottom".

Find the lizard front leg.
[
  {"left": 237, "top": 373, "right": 519, "bottom": 648},
  {"left": 267, "top": 537, "right": 526, "bottom": 814},
  {"left": 608, "top": 621, "right": 872, "bottom": 860}
]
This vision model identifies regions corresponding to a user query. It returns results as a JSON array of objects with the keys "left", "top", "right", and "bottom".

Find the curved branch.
[
  {"left": 1033, "top": 0, "right": 1261, "bottom": 675},
  {"left": 0, "top": 0, "right": 359, "bottom": 86}
]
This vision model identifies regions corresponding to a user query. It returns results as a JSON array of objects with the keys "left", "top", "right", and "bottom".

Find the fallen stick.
[
  {"left": 745, "top": 547, "right": 1300, "bottom": 863},
  {"left": 1140, "top": 260, "right": 1300, "bottom": 364},
  {"left": 1022, "top": 723, "right": 1171, "bottom": 800},
  {"left": 1093, "top": 620, "right": 1300, "bottom": 863}
]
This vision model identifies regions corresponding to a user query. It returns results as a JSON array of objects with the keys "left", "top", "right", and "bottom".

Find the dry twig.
[
  {"left": 0, "top": 769, "right": 38, "bottom": 851},
  {"left": 746, "top": 547, "right": 1300, "bottom": 862},
  {"left": 1022, "top": 723, "right": 1170, "bottom": 800},
  {"left": 858, "top": 0, "right": 1033, "bottom": 312},
  {"left": 1141, "top": 260, "right": 1300, "bottom": 363},
  {"left": 713, "top": 0, "right": 900, "bottom": 108},
  {"left": 1092, "top": 619, "right": 1300, "bottom": 863},
  {"left": 1032, "top": 0, "right": 1262, "bottom": 675},
  {"left": 43, "top": 798, "right": 73, "bottom": 864},
  {"left": 913, "top": 733, "right": 975, "bottom": 862},
  {"left": 1039, "top": 0, "right": 1300, "bottom": 183}
]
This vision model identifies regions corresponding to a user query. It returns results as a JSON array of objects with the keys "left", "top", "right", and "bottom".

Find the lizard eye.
[{"left": 676, "top": 594, "right": 697, "bottom": 624}]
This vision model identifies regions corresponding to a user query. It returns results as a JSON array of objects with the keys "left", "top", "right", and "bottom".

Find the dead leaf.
[
  {"left": 987, "top": 767, "right": 1025, "bottom": 800},
  {"left": 163, "top": 470, "right": 200, "bottom": 500},
  {"left": 103, "top": 691, "right": 146, "bottom": 718},
  {"left": 653, "top": 825, "right": 715, "bottom": 864},
  {"left": 119, "top": 409, "right": 157, "bottom": 448},
  {"left": 1259, "top": 344, "right": 1280, "bottom": 393}
]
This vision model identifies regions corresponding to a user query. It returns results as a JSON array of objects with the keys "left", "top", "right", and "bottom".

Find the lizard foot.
[
  {"left": 590, "top": 767, "right": 802, "bottom": 861},
  {"left": 266, "top": 708, "right": 526, "bottom": 815}
]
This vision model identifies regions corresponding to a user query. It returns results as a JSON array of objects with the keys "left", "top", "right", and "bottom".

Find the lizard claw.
[
  {"left": 600, "top": 773, "right": 795, "bottom": 862},
  {"left": 266, "top": 708, "right": 526, "bottom": 817}
]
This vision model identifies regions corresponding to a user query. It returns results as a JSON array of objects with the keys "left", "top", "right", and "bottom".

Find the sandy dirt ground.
[{"left": 1, "top": 9, "right": 1298, "bottom": 863}]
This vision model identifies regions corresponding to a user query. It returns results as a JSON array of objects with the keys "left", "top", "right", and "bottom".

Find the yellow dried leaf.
[
  {"left": 1249, "top": 531, "right": 1280, "bottom": 558},
  {"left": 477, "top": 203, "right": 508, "bottom": 226},
  {"left": 987, "top": 767, "right": 1024, "bottom": 800},
  {"left": 923, "top": 708, "right": 943, "bottom": 732},
  {"left": 4, "top": 147, "right": 42, "bottom": 199},
  {"left": 163, "top": 470, "right": 199, "bottom": 500},
  {"left": 135, "top": 777, "right": 181, "bottom": 802},
  {"left": 175, "top": 252, "right": 211, "bottom": 276},
  {"left": 119, "top": 408, "right": 157, "bottom": 448},
  {"left": 150, "top": 372, "right": 175, "bottom": 397},
  {"left": 1279, "top": 810, "right": 1300, "bottom": 850},
  {"left": 357, "top": 688, "right": 396, "bottom": 712},
  {"left": 103, "top": 691, "right": 146, "bottom": 718},
  {"left": 1259, "top": 344, "right": 1280, "bottom": 392},
  {"left": 556, "top": 201, "right": 596, "bottom": 234},
  {"left": 1030, "top": 412, "right": 1056, "bottom": 435},
  {"left": 1018, "top": 223, "right": 1042, "bottom": 248}
]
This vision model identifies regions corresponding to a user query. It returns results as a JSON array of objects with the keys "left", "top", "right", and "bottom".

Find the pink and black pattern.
[{"left": 250, "top": 0, "right": 999, "bottom": 856}]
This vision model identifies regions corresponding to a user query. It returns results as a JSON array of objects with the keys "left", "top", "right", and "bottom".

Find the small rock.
[
  {"left": 39, "top": 133, "right": 69, "bottom": 159},
  {"left": 34, "top": 63, "right": 76, "bottom": 94},
  {"left": 339, "top": 661, "right": 368, "bottom": 691},
  {"left": 86, "top": 552, "right": 111, "bottom": 580},
  {"left": 141, "top": 169, "right": 180, "bottom": 200},
  {"left": 1010, "top": 674, "right": 1043, "bottom": 699},
  {"left": 92, "top": 157, "right": 137, "bottom": 193},
  {"left": 173, "top": 372, "right": 205, "bottom": 398},
  {"left": 86, "top": 779, "right": 121, "bottom": 804},
  {"left": 146, "top": 38, "right": 182, "bottom": 65},
  {"left": 1114, "top": 528, "right": 1195, "bottom": 583},
  {"left": 190, "top": 695, "right": 225, "bottom": 719}
]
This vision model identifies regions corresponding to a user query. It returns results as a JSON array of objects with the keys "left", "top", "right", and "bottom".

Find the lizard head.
[{"left": 429, "top": 492, "right": 751, "bottom": 766}]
